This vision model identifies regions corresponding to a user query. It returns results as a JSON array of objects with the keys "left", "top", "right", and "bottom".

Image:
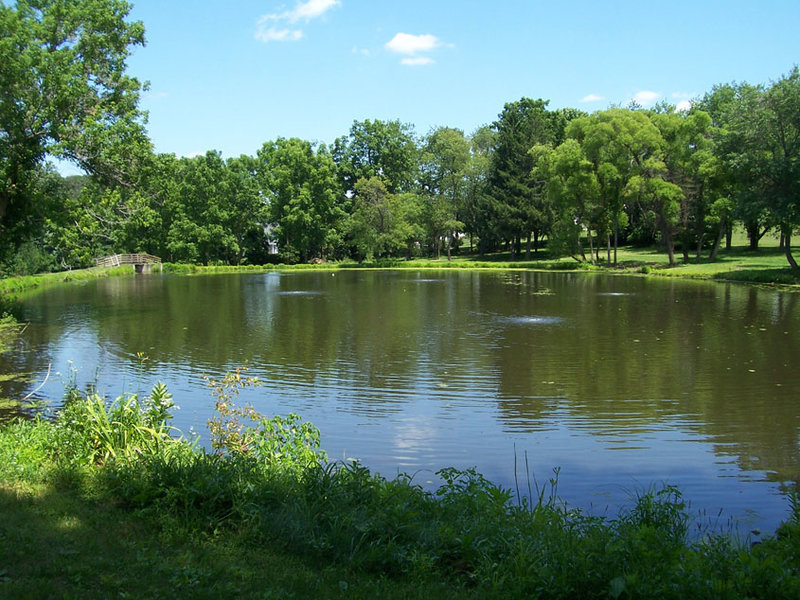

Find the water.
[{"left": 3, "top": 270, "right": 799, "bottom": 533}]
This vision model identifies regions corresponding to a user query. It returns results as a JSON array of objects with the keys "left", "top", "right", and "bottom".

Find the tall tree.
[
  {"left": 347, "top": 176, "right": 421, "bottom": 260},
  {"left": 700, "top": 82, "right": 771, "bottom": 250},
  {"left": 534, "top": 139, "right": 600, "bottom": 261},
  {"left": 257, "top": 138, "right": 345, "bottom": 263},
  {"left": 332, "top": 119, "right": 419, "bottom": 194},
  {"left": 488, "top": 98, "right": 558, "bottom": 259},
  {"left": 567, "top": 109, "right": 671, "bottom": 263},
  {"left": 461, "top": 126, "right": 495, "bottom": 254},
  {"left": 0, "top": 0, "right": 148, "bottom": 260},
  {"left": 167, "top": 152, "right": 235, "bottom": 265},
  {"left": 652, "top": 109, "right": 722, "bottom": 262},
  {"left": 723, "top": 69, "right": 800, "bottom": 270},
  {"left": 421, "top": 127, "right": 470, "bottom": 259}
]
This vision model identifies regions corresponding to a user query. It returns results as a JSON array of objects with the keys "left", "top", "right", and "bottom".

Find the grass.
[
  {"left": 0, "top": 381, "right": 799, "bottom": 599},
  {"left": 157, "top": 230, "right": 799, "bottom": 288},
  {"left": 0, "top": 481, "right": 456, "bottom": 600},
  {"left": 0, "top": 266, "right": 134, "bottom": 312}
]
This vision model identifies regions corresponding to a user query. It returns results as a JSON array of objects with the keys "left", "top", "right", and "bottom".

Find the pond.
[{"left": 3, "top": 269, "right": 799, "bottom": 533}]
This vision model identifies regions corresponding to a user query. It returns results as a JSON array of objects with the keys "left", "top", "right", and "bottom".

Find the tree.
[
  {"left": 488, "top": 98, "right": 558, "bottom": 259},
  {"left": 224, "top": 155, "right": 269, "bottom": 265},
  {"left": 166, "top": 152, "right": 236, "bottom": 265},
  {"left": 421, "top": 127, "right": 469, "bottom": 259},
  {"left": 535, "top": 139, "right": 600, "bottom": 261},
  {"left": 257, "top": 138, "right": 345, "bottom": 263},
  {"left": 567, "top": 109, "right": 670, "bottom": 263},
  {"left": 347, "top": 176, "right": 420, "bottom": 260},
  {"left": 0, "top": 0, "right": 148, "bottom": 260},
  {"left": 332, "top": 119, "right": 419, "bottom": 194},
  {"left": 724, "top": 69, "right": 800, "bottom": 270},
  {"left": 652, "top": 109, "right": 723, "bottom": 262},
  {"left": 461, "top": 126, "right": 495, "bottom": 254},
  {"left": 700, "top": 82, "right": 771, "bottom": 250}
]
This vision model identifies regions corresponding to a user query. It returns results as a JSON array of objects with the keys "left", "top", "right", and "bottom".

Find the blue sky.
[{"left": 123, "top": 0, "right": 799, "bottom": 159}]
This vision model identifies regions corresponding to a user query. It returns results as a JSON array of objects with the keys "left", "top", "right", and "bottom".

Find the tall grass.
[{"left": 1, "top": 376, "right": 798, "bottom": 598}]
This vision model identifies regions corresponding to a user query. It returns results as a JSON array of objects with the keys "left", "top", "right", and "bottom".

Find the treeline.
[{"left": 2, "top": 4, "right": 799, "bottom": 274}]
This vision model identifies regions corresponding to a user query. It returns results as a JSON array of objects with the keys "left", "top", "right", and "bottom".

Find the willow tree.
[{"left": 567, "top": 109, "right": 669, "bottom": 264}]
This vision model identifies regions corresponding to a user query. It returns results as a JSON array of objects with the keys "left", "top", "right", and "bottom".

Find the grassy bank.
[
  {"left": 0, "top": 266, "right": 134, "bottom": 306},
  {"left": 159, "top": 239, "right": 799, "bottom": 288},
  {"left": 1, "top": 381, "right": 798, "bottom": 599}
]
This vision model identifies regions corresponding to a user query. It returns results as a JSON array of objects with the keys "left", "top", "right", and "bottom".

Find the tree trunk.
[
  {"left": 725, "top": 222, "right": 733, "bottom": 250},
  {"left": 577, "top": 235, "right": 586, "bottom": 262},
  {"left": 525, "top": 232, "right": 532, "bottom": 260},
  {"left": 746, "top": 220, "right": 760, "bottom": 250},
  {"left": 587, "top": 229, "right": 595, "bottom": 264},
  {"left": 782, "top": 225, "right": 798, "bottom": 270},
  {"left": 663, "top": 229, "right": 676, "bottom": 266},
  {"left": 709, "top": 216, "right": 726, "bottom": 261},
  {"left": 613, "top": 213, "right": 619, "bottom": 266}
]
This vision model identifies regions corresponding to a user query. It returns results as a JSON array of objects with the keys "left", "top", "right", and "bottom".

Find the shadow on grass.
[
  {"left": 0, "top": 481, "right": 464, "bottom": 600},
  {"left": 714, "top": 268, "right": 800, "bottom": 285}
]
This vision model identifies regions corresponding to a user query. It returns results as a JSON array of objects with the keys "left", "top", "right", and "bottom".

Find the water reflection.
[{"left": 3, "top": 270, "right": 799, "bottom": 530}]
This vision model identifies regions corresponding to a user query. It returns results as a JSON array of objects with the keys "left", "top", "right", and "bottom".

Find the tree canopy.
[
  {"left": 0, "top": 0, "right": 147, "bottom": 261},
  {"left": 1, "top": 6, "right": 798, "bottom": 275}
]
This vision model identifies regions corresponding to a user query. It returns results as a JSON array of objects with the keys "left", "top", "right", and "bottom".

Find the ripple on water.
[
  {"left": 501, "top": 315, "right": 564, "bottom": 326},
  {"left": 596, "top": 292, "right": 633, "bottom": 296},
  {"left": 275, "top": 290, "right": 323, "bottom": 296}
]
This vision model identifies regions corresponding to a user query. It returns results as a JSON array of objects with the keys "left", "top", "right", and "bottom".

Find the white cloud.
[
  {"left": 581, "top": 93, "right": 604, "bottom": 103},
  {"left": 676, "top": 100, "right": 692, "bottom": 112},
  {"left": 255, "top": 0, "right": 340, "bottom": 43},
  {"left": 401, "top": 56, "right": 434, "bottom": 66},
  {"left": 385, "top": 33, "right": 442, "bottom": 55},
  {"left": 632, "top": 90, "right": 661, "bottom": 105},
  {"left": 256, "top": 27, "right": 303, "bottom": 42},
  {"left": 288, "top": 0, "right": 340, "bottom": 22}
]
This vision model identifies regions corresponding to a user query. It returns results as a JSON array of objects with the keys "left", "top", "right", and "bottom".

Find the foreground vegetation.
[{"left": 1, "top": 377, "right": 799, "bottom": 599}]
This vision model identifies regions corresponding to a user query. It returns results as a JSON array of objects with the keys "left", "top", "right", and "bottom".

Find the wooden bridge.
[{"left": 94, "top": 253, "right": 162, "bottom": 273}]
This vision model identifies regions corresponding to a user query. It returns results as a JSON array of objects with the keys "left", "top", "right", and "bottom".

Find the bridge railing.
[{"left": 94, "top": 254, "right": 162, "bottom": 268}]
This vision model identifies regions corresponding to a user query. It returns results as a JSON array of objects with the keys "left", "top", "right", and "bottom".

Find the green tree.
[
  {"left": 567, "top": 109, "right": 670, "bottom": 263},
  {"left": 720, "top": 69, "right": 800, "bottom": 270},
  {"left": 347, "top": 177, "right": 422, "bottom": 260},
  {"left": 257, "top": 138, "right": 345, "bottom": 263},
  {"left": 535, "top": 139, "right": 600, "bottom": 261},
  {"left": 461, "top": 126, "right": 495, "bottom": 254},
  {"left": 166, "top": 152, "right": 232, "bottom": 264},
  {"left": 700, "top": 82, "right": 772, "bottom": 250},
  {"left": 332, "top": 119, "right": 419, "bottom": 194},
  {"left": 421, "top": 127, "right": 469, "bottom": 259},
  {"left": 488, "top": 98, "right": 559, "bottom": 259},
  {"left": 0, "top": 0, "right": 148, "bottom": 260},
  {"left": 652, "top": 109, "right": 723, "bottom": 262}
]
